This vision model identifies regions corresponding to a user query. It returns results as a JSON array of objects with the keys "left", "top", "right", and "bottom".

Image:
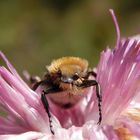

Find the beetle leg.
[
  {"left": 32, "top": 79, "right": 50, "bottom": 91},
  {"left": 41, "top": 88, "right": 58, "bottom": 135},
  {"left": 84, "top": 70, "right": 97, "bottom": 79},
  {"left": 41, "top": 88, "right": 55, "bottom": 135},
  {"left": 23, "top": 70, "right": 41, "bottom": 84},
  {"left": 95, "top": 82, "right": 102, "bottom": 125},
  {"left": 41, "top": 86, "right": 61, "bottom": 135},
  {"left": 77, "top": 80, "right": 102, "bottom": 124},
  {"left": 32, "top": 80, "right": 44, "bottom": 90},
  {"left": 88, "top": 71, "right": 97, "bottom": 78}
]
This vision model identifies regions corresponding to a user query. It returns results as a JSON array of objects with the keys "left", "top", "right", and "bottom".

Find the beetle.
[{"left": 31, "top": 57, "right": 102, "bottom": 135}]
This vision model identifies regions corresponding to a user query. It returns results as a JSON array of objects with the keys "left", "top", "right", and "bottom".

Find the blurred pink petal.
[
  {"left": 0, "top": 51, "right": 61, "bottom": 136},
  {"left": 0, "top": 132, "right": 47, "bottom": 140}
]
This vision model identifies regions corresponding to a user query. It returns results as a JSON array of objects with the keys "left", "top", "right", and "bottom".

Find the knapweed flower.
[{"left": 1, "top": 9, "right": 140, "bottom": 140}]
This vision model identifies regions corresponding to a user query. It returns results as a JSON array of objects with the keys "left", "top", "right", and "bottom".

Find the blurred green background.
[{"left": 0, "top": 0, "right": 140, "bottom": 77}]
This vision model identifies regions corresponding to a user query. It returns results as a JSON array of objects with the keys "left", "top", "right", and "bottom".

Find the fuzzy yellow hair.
[{"left": 47, "top": 57, "right": 88, "bottom": 75}]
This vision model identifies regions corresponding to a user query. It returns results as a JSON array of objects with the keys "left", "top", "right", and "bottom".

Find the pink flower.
[{"left": 0, "top": 9, "right": 140, "bottom": 140}]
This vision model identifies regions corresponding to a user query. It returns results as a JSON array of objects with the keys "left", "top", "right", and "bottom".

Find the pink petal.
[
  {"left": 102, "top": 125, "right": 119, "bottom": 140},
  {"left": 0, "top": 131, "right": 51, "bottom": 140},
  {"left": 0, "top": 55, "right": 61, "bottom": 134},
  {"left": 109, "top": 9, "right": 120, "bottom": 49},
  {"left": 96, "top": 36, "right": 140, "bottom": 125},
  {"left": 118, "top": 117, "right": 140, "bottom": 139},
  {"left": 0, "top": 51, "right": 29, "bottom": 89}
]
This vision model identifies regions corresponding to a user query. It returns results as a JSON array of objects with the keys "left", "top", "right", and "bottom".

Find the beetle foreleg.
[
  {"left": 41, "top": 86, "right": 62, "bottom": 135},
  {"left": 32, "top": 79, "right": 50, "bottom": 91},
  {"left": 77, "top": 80, "right": 102, "bottom": 124},
  {"left": 41, "top": 88, "right": 55, "bottom": 135},
  {"left": 84, "top": 70, "right": 97, "bottom": 79}
]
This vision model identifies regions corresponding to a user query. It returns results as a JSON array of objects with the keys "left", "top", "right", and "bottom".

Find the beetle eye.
[{"left": 72, "top": 74, "right": 79, "bottom": 80}]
